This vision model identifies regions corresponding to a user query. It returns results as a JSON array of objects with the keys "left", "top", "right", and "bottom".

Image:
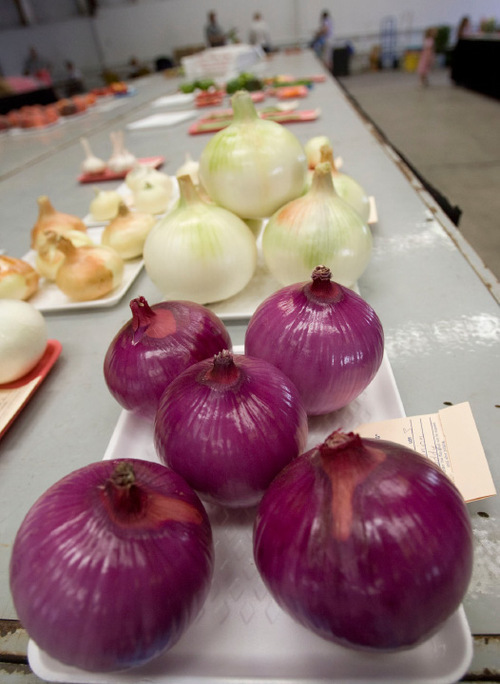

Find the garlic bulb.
[
  {"left": 319, "top": 145, "right": 371, "bottom": 223},
  {"left": 51, "top": 234, "right": 124, "bottom": 301},
  {"left": 133, "top": 181, "right": 172, "bottom": 215},
  {"left": 31, "top": 196, "right": 87, "bottom": 251},
  {"left": 262, "top": 162, "right": 372, "bottom": 288},
  {"left": 101, "top": 202, "right": 155, "bottom": 259},
  {"left": 143, "top": 174, "right": 257, "bottom": 304},
  {"left": 35, "top": 230, "right": 95, "bottom": 281},
  {"left": 199, "top": 90, "right": 307, "bottom": 219},
  {"left": 89, "top": 188, "right": 123, "bottom": 222},
  {"left": 304, "top": 135, "right": 332, "bottom": 169},
  {"left": 107, "top": 131, "right": 136, "bottom": 174},
  {"left": 0, "top": 256, "right": 39, "bottom": 300},
  {"left": 176, "top": 153, "right": 199, "bottom": 185},
  {"left": 80, "top": 137, "right": 106, "bottom": 175},
  {"left": 0, "top": 299, "right": 47, "bottom": 384}
]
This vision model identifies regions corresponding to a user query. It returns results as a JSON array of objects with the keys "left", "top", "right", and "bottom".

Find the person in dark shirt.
[{"left": 205, "top": 11, "right": 226, "bottom": 47}]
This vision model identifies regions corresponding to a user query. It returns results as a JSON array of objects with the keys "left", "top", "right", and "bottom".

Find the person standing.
[
  {"left": 205, "top": 11, "right": 226, "bottom": 48},
  {"left": 417, "top": 27, "right": 437, "bottom": 87},
  {"left": 249, "top": 12, "right": 272, "bottom": 53},
  {"left": 310, "top": 10, "right": 334, "bottom": 65}
]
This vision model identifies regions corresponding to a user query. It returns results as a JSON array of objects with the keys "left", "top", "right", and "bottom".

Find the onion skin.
[
  {"left": 0, "top": 255, "right": 39, "bottom": 300},
  {"left": 154, "top": 350, "right": 308, "bottom": 508},
  {"left": 10, "top": 459, "right": 214, "bottom": 672},
  {"left": 103, "top": 296, "right": 232, "bottom": 421},
  {"left": 253, "top": 431, "right": 474, "bottom": 652},
  {"left": 53, "top": 234, "right": 124, "bottom": 301},
  {"left": 245, "top": 266, "right": 384, "bottom": 415},
  {"left": 31, "top": 195, "right": 87, "bottom": 251}
]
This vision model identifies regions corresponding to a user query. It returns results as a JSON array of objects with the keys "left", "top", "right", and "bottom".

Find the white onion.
[
  {"left": 0, "top": 300, "right": 47, "bottom": 384},
  {"left": 198, "top": 90, "right": 307, "bottom": 220},
  {"left": 90, "top": 189, "right": 122, "bottom": 222},
  {"left": 143, "top": 175, "right": 257, "bottom": 304},
  {"left": 262, "top": 162, "right": 372, "bottom": 288}
]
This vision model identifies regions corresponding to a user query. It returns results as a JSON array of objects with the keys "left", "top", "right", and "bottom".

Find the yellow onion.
[
  {"left": 48, "top": 233, "right": 124, "bottom": 301},
  {"left": 101, "top": 202, "right": 156, "bottom": 259},
  {"left": 35, "top": 230, "right": 95, "bottom": 281},
  {"left": 0, "top": 256, "right": 39, "bottom": 300},
  {"left": 262, "top": 162, "right": 372, "bottom": 288},
  {"left": 31, "top": 196, "right": 87, "bottom": 251}
]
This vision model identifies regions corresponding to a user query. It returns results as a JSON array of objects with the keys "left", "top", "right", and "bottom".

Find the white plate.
[
  {"left": 27, "top": 351, "right": 473, "bottom": 683},
  {"left": 24, "top": 227, "right": 143, "bottom": 312}
]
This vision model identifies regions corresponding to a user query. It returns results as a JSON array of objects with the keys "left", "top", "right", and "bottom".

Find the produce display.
[{"left": 5, "top": 66, "right": 477, "bottom": 682}]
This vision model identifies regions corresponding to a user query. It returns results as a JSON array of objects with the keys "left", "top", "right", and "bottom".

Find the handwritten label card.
[{"left": 356, "top": 402, "right": 496, "bottom": 503}]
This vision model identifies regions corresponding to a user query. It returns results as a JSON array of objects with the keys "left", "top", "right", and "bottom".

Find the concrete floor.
[{"left": 338, "top": 67, "right": 500, "bottom": 284}]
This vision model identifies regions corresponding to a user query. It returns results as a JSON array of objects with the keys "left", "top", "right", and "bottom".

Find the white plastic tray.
[
  {"left": 28, "top": 350, "right": 473, "bottom": 683},
  {"left": 24, "top": 227, "right": 143, "bottom": 312}
]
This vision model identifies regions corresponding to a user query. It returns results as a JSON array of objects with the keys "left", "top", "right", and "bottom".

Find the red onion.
[
  {"left": 10, "top": 459, "right": 214, "bottom": 672},
  {"left": 245, "top": 265, "right": 384, "bottom": 415},
  {"left": 253, "top": 430, "right": 474, "bottom": 652},
  {"left": 154, "top": 350, "right": 308, "bottom": 508},
  {"left": 103, "top": 296, "right": 231, "bottom": 420}
]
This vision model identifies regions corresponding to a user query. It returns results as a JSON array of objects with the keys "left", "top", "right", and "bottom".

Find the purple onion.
[
  {"left": 154, "top": 350, "right": 308, "bottom": 508},
  {"left": 103, "top": 296, "right": 231, "bottom": 420},
  {"left": 253, "top": 431, "right": 474, "bottom": 652},
  {"left": 244, "top": 265, "right": 384, "bottom": 415},
  {"left": 10, "top": 459, "right": 214, "bottom": 672}
]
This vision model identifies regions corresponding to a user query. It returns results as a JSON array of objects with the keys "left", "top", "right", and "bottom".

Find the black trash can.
[{"left": 332, "top": 47, "right": 350, "bottom": 77}]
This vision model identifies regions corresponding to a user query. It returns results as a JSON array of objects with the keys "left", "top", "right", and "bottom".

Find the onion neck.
[
  {"left": 310, "top": 161, "right": 338, "bottom": 197},
  {"left": 104, "top": 461, "right": 149, "bottom": 520},
  {"left": 37, "top": 195, "right": 56, "bottom": 220},
  {"left": 102, "top": 461, "right": 204, "bottom": 526},
  {"left": 203, "top": 350, "right": 242, "bottom": 388},
  {"left": 319, "top": 145, "right": 340, "bottom": 177},
  {"left": 304, "top": 265, "right": 344, "bottom": 304},
  {"left": 129, "top": 296, "right": 177, "bottom": 343},
  {"left": 177, "top": 174, "right": 203, "bottom": 208},
  {"left": 318, "top": 431, "right": 386, "bottom": 542},
  {"left": 231, "top": 90, "right": 258, "bottom": 124}
]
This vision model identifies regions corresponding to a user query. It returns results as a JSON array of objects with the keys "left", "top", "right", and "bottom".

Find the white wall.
[{"left": 0, "top": 0, "right": 498, "bottom": 78}]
